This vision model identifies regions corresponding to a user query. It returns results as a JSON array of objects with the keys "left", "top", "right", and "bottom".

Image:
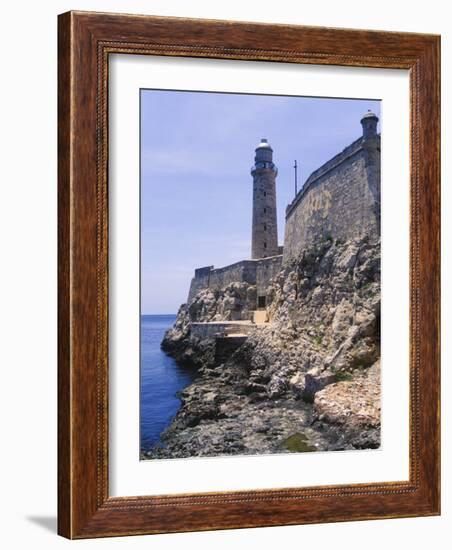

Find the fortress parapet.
[
  {"left": 187, "top": 255, "right": 283, "bottom": 309},
  {"left": 283, "top": 111, "right": 380, "bottom": 264},
  {"left": 194, "top": 266, "right": 214, "bottom": 279}
]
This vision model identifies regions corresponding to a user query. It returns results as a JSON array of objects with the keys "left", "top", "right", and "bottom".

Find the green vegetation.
[
  {"left": 354, "top": 363, "right": 367, "bottom": 371},
  {"left": 314, "top": 334, "right": 324, "bottom": 346},
  {"left": 281, "top": 432, "right": 316, "bottom": 453},
  {"left": 334, "top": 371, "right": 353, "bottom": 382}
]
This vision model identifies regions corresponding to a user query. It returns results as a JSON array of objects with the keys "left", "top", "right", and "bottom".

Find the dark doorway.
[{"left": 258, "top": 296, "right": 266, "bottom": 309}]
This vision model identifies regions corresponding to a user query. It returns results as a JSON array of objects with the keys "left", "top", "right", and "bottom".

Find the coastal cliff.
[{"left": 143, "top": 236, "right": 381, "bottom": 459}]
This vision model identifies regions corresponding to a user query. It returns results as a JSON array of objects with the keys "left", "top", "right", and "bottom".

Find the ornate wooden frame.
[{"left": 58, "top": 11, "right": 440, "bottom": 539}]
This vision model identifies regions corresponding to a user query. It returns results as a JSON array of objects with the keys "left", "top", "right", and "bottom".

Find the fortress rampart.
[
  {"left": 190, "top": 322, "right": 256, "bottom": 340},
  {"left": 283, "top": 133, "right": 380, "bottom": 264},
  {"left": 187, "top": 255, "right": 283, "bottom": 304}
]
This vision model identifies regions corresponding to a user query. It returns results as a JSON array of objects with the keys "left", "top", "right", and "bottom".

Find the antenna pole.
[{"left": 294, "top": 160, "right": 298, "bottom": 197}]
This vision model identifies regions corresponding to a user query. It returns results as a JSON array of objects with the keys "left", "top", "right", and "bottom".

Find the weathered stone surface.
[
  {"left": 187, "top": 256, "right": 282, "bottom": 307},
  {"left": 251, "top": 140, "right": 279, "bottom": 259},
  {"left": 313, "top": 360, "right": 381, "bottom": 449},
  {"left": 283, "top": 135, "right": 380, "bottom": 264}
]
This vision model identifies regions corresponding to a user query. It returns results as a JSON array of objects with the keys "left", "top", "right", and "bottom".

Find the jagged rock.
[
  {"left": 337, "top": 243, "right": 360, "bottom": 271},
  {"left": 302, "top": 370, "right": 336, "bottom": 402},
  {"left": 313, "top": 360, "right": 381, "bottom": 448}
]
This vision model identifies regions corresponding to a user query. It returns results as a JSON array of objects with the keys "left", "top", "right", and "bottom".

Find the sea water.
[{"left": 140, "top": 314, "right": 197, "bottom": 451}]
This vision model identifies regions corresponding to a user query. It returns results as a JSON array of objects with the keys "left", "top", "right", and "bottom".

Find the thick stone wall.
[
  {"left": 191, "top": 322, "right": 255, "bottom": 340},
  {"left": 187, "top": 255, "right": 283, "bottom": 304},
  {"left": 283, "top": 135, "right": 380, "bottom": 264},
  {"left": 256, "top": 255, "right": 284, "bottom": 296},
  {"left": 188, "top": 260, "right": 255, "bottom": 303}
]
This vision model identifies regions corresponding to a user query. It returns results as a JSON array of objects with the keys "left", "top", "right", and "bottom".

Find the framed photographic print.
[{"left": 58, "top": 11, "right": 440, "bottom": 538}]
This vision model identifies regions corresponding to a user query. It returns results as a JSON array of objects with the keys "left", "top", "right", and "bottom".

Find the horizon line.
[{"left": 141, "top": 312, "right": 177, "bottom": 316}]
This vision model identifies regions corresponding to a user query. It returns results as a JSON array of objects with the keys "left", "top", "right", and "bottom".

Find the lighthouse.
[{"left": 251, "top": 139, "right": 279, "bottom": 259}]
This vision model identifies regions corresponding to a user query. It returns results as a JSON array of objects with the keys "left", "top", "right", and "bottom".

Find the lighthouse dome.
[
  {"left": 360, "top": 110, "right": 379, "bottom": 139},
  {"left": 256, "top": 138, "right": 273, "bottom": 150},
  {"left": 254, "top": 138, "right": 274, "bottom": 164}
]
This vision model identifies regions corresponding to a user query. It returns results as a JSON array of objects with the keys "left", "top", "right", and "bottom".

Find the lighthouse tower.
[{"left": 251, "top": 139, "right": 279, "bottom": 259}]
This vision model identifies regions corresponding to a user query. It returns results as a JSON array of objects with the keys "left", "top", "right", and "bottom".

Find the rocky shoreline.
[{"left": 142, "top": 237, "right": 381, "bottom": 459}]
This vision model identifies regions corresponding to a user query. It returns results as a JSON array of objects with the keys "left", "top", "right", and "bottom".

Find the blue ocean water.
[{"left": 140, "top": 314, "right": 197, "bottom": 452}]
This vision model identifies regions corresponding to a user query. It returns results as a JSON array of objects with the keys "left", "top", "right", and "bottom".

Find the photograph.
[
  {"left": 140, "top": 90, "right": 382, "bottom": 460},
  {"left": 0, "top": 0, "right": 444, "bottom": 544}
]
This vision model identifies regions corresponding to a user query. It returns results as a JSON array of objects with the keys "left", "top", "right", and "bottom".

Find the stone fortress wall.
[
  {"left": 187, "top": 255, "right": 283, "bottom": 305},
  {"left": 283, "top": 127, "right": 380, "bottom": 264}
]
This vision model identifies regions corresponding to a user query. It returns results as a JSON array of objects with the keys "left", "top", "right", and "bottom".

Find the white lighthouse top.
[
  {"left": 256, "top": 138, "right": 273, "bottom": 150},
  {"left": 361, "top": 110, "right": 379, "bottom": 121},
  {"left": 252, "top": 138, "right": 276, "bottom": 174}
]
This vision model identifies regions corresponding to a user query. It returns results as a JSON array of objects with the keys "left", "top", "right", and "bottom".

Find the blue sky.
[{"left": 141, "top": 90, "right": 380, "bottom": 314}]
